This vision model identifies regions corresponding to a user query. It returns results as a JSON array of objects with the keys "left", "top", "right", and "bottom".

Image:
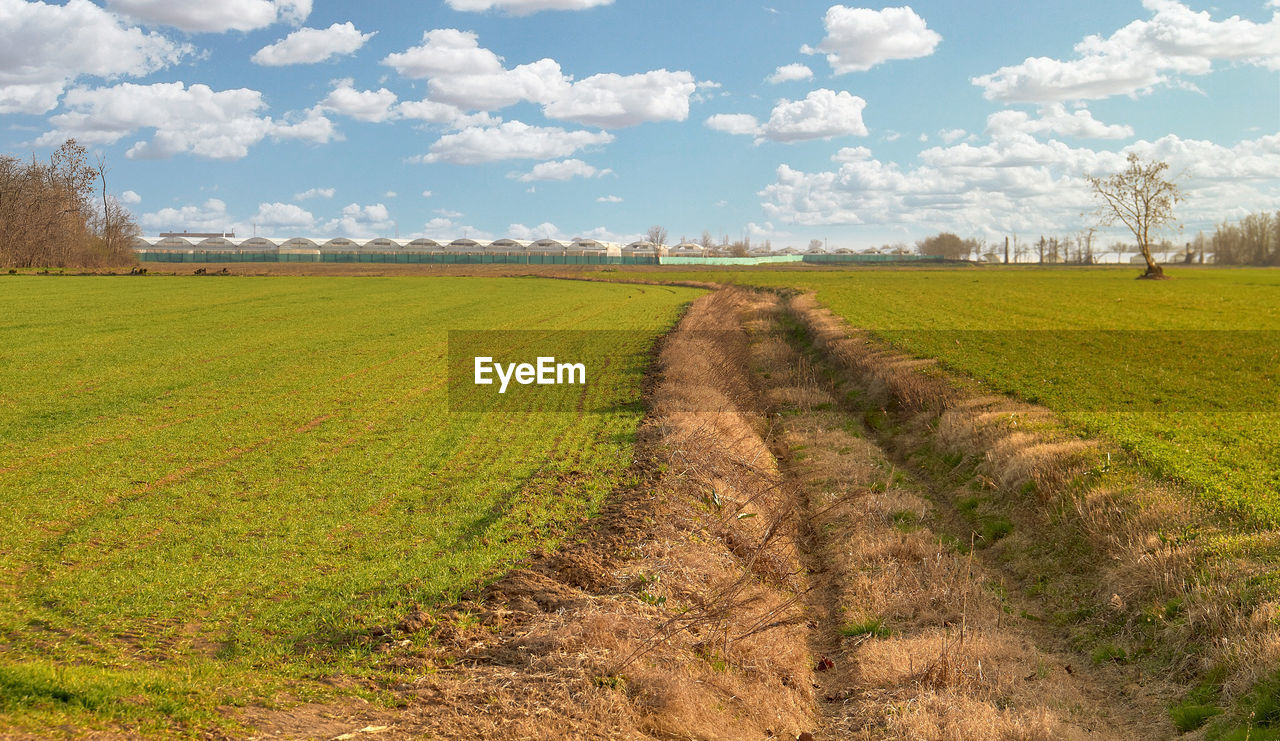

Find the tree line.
[
  {"left": 0, "top": 139, "right": 138, "bottom": 269},
  {"left": 1199, "top": 211, "right": 1280, "bottom": 265}
]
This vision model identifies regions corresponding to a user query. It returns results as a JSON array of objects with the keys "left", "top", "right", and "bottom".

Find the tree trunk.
[{"left": 1137, "top": 241, "right": 1167, "bottom": 279}]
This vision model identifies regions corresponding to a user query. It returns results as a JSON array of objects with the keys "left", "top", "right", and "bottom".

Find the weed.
[{"left": 839, "top": 618, "right": 891, "bottom": 639}]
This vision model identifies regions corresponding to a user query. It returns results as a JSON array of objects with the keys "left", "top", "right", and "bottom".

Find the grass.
[
  {"left": 613, "top": 266, "right": 1280, "bottom": 527},
  {"left": 839, "top": 617, "right": 891, "bottom": 639},
  {"left": 0, "top": 275, "right": 701, "bottom": 734}
]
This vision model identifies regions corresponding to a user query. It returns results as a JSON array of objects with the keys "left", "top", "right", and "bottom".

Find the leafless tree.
[
  {"left": 1089, "top": 153, "right": 1181, "bottom": 279},
  {"left": 0, "top": 139, "right": 137, "bottom": 268},
  {"left": 646, "top": 225, "right": 668, "bottom": 247}
]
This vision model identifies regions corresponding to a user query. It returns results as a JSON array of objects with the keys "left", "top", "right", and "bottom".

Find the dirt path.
[
  {"left": 747, "top": 302, "right": 1174, "bottom": 738},
  {"left": 242, "top": 287, "right": 1175, "bottom": 740}
]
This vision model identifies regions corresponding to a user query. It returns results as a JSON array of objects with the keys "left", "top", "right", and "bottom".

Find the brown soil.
[{"left": 238, "top": 286, "right": 1197, "bottom": 740}]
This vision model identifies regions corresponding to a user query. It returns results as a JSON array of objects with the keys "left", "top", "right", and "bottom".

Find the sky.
[{"left": 1, "top": 0, "right": 1279, "bottom": 250}]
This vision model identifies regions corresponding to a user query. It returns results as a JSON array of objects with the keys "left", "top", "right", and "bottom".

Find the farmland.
[
  {"left": 613, "top": 266, "right": 1280, "bottom": 527},
  {"left": 0, "top": 276, "right": 701, "bottom": 734}
]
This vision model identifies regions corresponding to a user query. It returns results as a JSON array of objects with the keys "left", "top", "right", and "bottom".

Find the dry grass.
[
  {"left": 783, "top": 290, "right": 1280, "bottom": 735},
  {"left": 245, "top": 287, "right": 820, "bottom": 740},
  {"left": 750, "top": 312, "right": 1167, "bottom": 739}
]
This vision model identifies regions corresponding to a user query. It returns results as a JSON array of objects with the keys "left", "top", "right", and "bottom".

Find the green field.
[
  {"left": 624, "top": 267, "right": 1280, "bottom": 526},
  {"left": 0, "top": 276, "right": 701, "bottom": 734}
]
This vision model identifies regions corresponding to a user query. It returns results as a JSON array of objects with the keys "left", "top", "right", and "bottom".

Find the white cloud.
[
  {"left": 319, "top": 79, "right": 397, "bottom": 122},
  {"left": 417, "top": 121, "right": 614, "bottom": 165},
  {"left": 251, "top": 22, "right": 374, "bottom": 66},
  {"left": 705, "top": 113, "right": 762, "bottom": 136},
  {"left": 706, "top": 89, "right": 868, "bottom": 144},
  {"left": 385, "top": 191, "right": 397, "bottom": 198},
  {"left": 444, "top": 0, "right": 611, "bottom": 14},
  {"left": 271, "top": 106, "right": 339, "bottom": 143},
  {"left": 761, "top": 89, "right": 869, "bottom": 142},
  {"left": 767, "top": 63, "right": 814, "bottom": 84},
  {"left": 939, "top": 128, "right": 967, "bottom": 144},
  {"left": 985, "top": 104, "right": 1134, "bottom": 140},
  {"left": 421, "top": 190, "right": 433, "bottom": 198},
  {"left": 140, "top": 198, "right": 233, "bottom": 233},
  {"left": 802, "top": 5, "right": 941, "bottom": 74},
  {"left": 972, "top": 0, "right": 1280, "bottom": 103},
  {"left": 0, "top": 0, "right": 189, "bottom": 114},
  {"left": 119, "top": 190, "right": 142, "bottom": 205},
  {"left": 323, "top": 202, "right": 394, "bottom": 237},
  {"left": 294, "top": 187, "right": 334, "bottom": 200},
  {"left": 508, "top": 222, "right": 563, "bottom": 240},
  {"left": 383, "top": 29, "right": 694, "bottom": 128},
  {"left": 512, "top": 158, "right": 611, "bottom": 181},
  {"left": 417, "top": 216, "right": 490, "bottom": 241},
  {"left": 383, "top": 29, "right": 567, "bottom": 110},
  {"left": 597, "top": 195, "right": 622, "bottom": 203},
  {"left": 106, "top": 0, "right": 311, "bottom": 32},
  {"left": 39, "top": 82, "right": 333, "bottom": 160},
  {"left": 542, "top": 69, "right": 696, "bottom": 128},
  {"left": 394, "top": 98, "right": 501, "bottom": 128},
  {"left": 250, "top": 202, "right": 314, "bottom": 231},
  {"left": 759, "top": 129, "right": 1280, "bottom": 238}
]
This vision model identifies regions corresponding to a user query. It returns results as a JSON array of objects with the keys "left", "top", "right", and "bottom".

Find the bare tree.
[
  {"left": 807, "top": 238, "right": 823, "bottom": 252},
  {"left": 646, "top": 225, "right": 668, "bottom": 247},
  {"left": 700, "top": 230, "right": 714, "bottom": 250},
  {"left": 0, "top": 139, "right": 137, "bottom": 269},
  {"left": 1079, "top": 227, "right": 1097, "bottom": 264},
  {"left": 1089, "top": 153, "right": 1181, "bottom": 279}
]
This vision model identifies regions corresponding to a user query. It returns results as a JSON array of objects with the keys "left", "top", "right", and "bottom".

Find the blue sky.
[{"left": 2, "top": 0, "right": 1278, "bottom": 249}]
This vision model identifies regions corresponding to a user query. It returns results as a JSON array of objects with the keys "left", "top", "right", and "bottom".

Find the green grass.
[
  {"left": 0, "top": 275, "right": 701, "bottom": 734},
  {"left": 614, "top": 266, "right": 1280, "bottom": 527},
  {"left": 839, "top": 617, "right": 891, "bottom": 639}
]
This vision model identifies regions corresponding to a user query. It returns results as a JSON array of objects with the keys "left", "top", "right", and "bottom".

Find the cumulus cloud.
[
  {"left": 0, "top": 0, "right": 189, "bottom": 114},
  {"left": 383, "top": 29, "right": 566, "bottom": 110},
  {"left": 271, "top": 106, "right": 339, "bottom": 143},
  {"left": 251, "top": 22, "right": 374, "bottom": 66},
  {"left": 119, "top": 190, "right": 142, "bottom": 205},
  {"left": 417, "top": 216, "right": 490, "bottom": 241},
  {"left": 39, "top": 82, "right": 334, "bottom": 160},
  {"left": 140, "top": 198, "right": 233, "bottom": 233},
  {"left": 106, "top": 0, "right": 311, "bottom": 32},
  {"left": 511, "top": 158, "right": 611, "bottom": 181},
  {"left": 706, "top": 113, "right": 762, "bottom": 136},
  {"left": 250, "top": 202, "right": 315, "bottom": 231},
  {"left": 802, "top": 5, "right": 941, "bottom": 74},
  {"left": 445, "top": 0, "right": 612, "bottom": 13},
  {"left": 323, "top": 202, "right": 394, "bottom": 237},
  {"left": 542, "top": 69, "right": 696, "bottom": 128},
  {"left": 939, "top": 128, "right": 967, "bottom": 144},
  {"left": 507, "top": 222, "right": 563, "bottom": 240},
  {"left": 394, "top": 98, "right": 502, "bottom": 128},
  {"left": 707, "top": 89, "right": 868, "bottom": 144},
  {"left": 417, "top": 121, "right": 614, "bottom": 165},
  {"left": 767, "top": 63, "right": 814, "bottom": 84},
  {"left": 597, "top": 195, "right": 622, "bottom": 203},
  {"left": 759, "top": 129, "right": 1280, "bottom": 237},
  {"left": 972, "top": 0, "right": 1280, "bottom": 103},
  {"left": 383, "top": 29, "right": 694, "bottom": 128},
  {"left": 760, "top": 88, "right": 868, "bottom": 142},
  {"left": 294, "top": 187, "right": 334, "bottom": 200},
  {"left": 986, "top": 104, "right": 1134, "bottom": 140},
  {"left": 319, "top": 79, "right": 397, "bottom": 122}
]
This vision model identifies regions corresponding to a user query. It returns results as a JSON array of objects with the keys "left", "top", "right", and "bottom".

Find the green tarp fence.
[
  {"left": 135, "top": 251, "right": 949, "bottom": 266},
  {"left": 136, "top": 251, "right": 661, "bottom": 266}
]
